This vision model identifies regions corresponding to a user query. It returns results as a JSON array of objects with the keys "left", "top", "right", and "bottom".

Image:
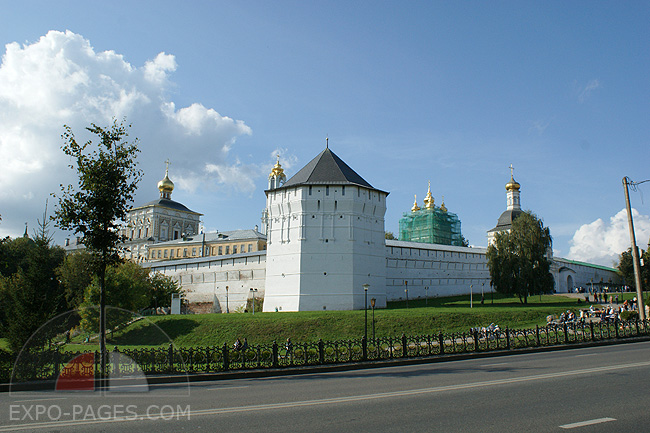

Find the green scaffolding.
[{"left": 398, "top": 207, "right": 463, "bottom": 246}]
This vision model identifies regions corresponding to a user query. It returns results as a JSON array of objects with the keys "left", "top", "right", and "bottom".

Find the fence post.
[
  {"left": 505, "top": 328, "right": 510, "bottom": 350},
  {"left": 615, "top": 319, "right": 619, "bottom": 339},
  {"left": 563, "top": 324, "right": 568, "bottom": 344},
  {"left": 272, "top": 341, "right": 278, "bottom": 368},
  {"left": 473, "top": 329, "right": 479, "bottom": 352},
  {"left": 635, "top": 319, "right": 640, "bottom": 336},
  {"left": 319, "top": 339, "right": 325, "bottom": 364},
  {"left": 590, "top": 321, "right": 595, "bottom": 341},
  {"left": 438, "top": 332, "right": 444, "bottom": 355},
  {"left": 222, "top": 343, "right": 229, "bottom": 371},
  {"left": 535, "top": 325, "right": 540, "bottom": 346},
  {"left": 362, "top": 336, "right": 368, "bottom": 361},
  {"left": 168, "top": 344, "right": 174, "bottom": 372},
  {"left": 53, "top": 350, "right": 60, "bottom": 379},
  {"left": 401, "top": 334, "right": 408, "bottom": 358}
]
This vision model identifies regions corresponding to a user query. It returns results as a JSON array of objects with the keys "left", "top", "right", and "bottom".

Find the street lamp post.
[
  {"left": 404, "top": 280, "right": 409, "bottom": 309},
  {"left": 470, "top": 284, "right": 473, "bottom": 309},
  {"left": 225, "top": 286, "right": 229, "bottom": 313},
  {"left": 370, "top": 298, "right": 376, "bottom": 342},
  {"left": 481, "top": 283, "right": 485, "bottom": 304},
  {"left": 363, "top": 284, "right": 369, "bottom": 342},
  {"left": 250, "top": 288, "right": 258, "bottom": 314}
]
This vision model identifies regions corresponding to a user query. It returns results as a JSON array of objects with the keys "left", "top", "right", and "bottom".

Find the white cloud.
[
  {"left": 567, "top": 208, "right": 650, "bottom": 267},
  {"left": 528, "top": 119, "right": 551, "bottom": 135},
  {"left": 577, "top": 79, "right": 601, "bottom": 103},
  {"left": 0, "top": 30, "right": 252, "bottom": 239}
]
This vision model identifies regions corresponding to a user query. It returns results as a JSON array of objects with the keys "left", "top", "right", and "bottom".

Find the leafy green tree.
[
  {"left": 0, "top": 236, "right": 66, "bottom": 352},
  {"left": 56, "top": 250, "right": 95, "bottom": 310},
  {"left": 53, "top": 119, "right": 142, "bottom": 363},
  {"left": 148, "top": 272, "right": 183, "bottom": 309},
  {"left": 385, "top": 231, "right": 396, "bottom": 240},
  {"left": 618, "top": 247, "right": 650, "bottom": 291},
  {"left": 79, "top": 261, "right": 151, "bottom": 333},
  {"left": 486, "top": 211, "right": 554, "bottom": 304},
  {"left": 78, "top": 263, "right": 183, "bottom": 336}
]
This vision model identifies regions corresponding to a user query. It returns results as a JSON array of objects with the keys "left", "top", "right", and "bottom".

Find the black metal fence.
[{"left": 3, "top": 319, "right": 649, "bottom": 383}]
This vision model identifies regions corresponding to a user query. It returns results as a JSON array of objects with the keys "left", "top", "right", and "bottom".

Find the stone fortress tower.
[{"left": 263, "top": 143, "right": 388, "bottom": 311}]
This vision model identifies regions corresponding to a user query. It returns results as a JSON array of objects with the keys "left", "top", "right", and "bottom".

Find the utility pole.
[{"left": 623, "top": 177, "right": 646, "bottom": 320}]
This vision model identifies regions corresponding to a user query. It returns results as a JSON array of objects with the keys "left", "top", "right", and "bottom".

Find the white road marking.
[
  {"left": 481, "top": 362, "right": 508, "bottom": 367},
  {"left": 1, "top": 361, "right": 648, "bottom": 431},
  {"left": 560, "top": 417, "right": 616, "bottom": 429},
  {"left": 12, "top": 397, "right": 67, "bottom": 403},
  {"left": 206, "top": 386, "right": 250, "bottom": 391},
  {"left": 574, "top": 353, "right": 597, "bottom": 357}
]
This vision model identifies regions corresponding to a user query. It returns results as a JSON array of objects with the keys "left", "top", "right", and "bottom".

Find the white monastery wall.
[
  {"left": 385, "top": 240, "right": 491, "bottom": 301},
  {"left": 144, "top": 252, "right": 266, "bottom": 313}
]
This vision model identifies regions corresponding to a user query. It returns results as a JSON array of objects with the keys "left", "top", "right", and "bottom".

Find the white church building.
[{"left": 144, "top": 146, "right": 621, "bottom": 312}]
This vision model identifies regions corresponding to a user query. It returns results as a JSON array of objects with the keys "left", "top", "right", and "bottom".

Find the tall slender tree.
[{"left": 53, "top": 119, "right": 142, "bottom": 378}]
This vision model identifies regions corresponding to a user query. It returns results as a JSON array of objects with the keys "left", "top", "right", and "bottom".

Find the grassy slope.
[{"left": 62, "top": 294, "right": 589, "bottom": 350}]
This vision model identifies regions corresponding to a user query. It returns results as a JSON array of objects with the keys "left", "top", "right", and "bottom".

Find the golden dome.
[
  {"left": 440, "top": 195, "right": 447, "bottom": 212},
  {"left": 423, "top": 181, "right": 435, "bottom": 209},
  {"left": 269, "top": 154, "right": 287, "bottom": 180},
  {"left": 411, "top": 195, "right": 421, "bottom": 212},
  {"left": 158, "top": 175, "right": 174, "bottom": 192},
  {"left": 505, "top": 164, "right": 520, "bottom": 191},
  {"left": 505, "top": 175, "right": 520, "bottom": 191},
  {"left": 158, "top": 161, "right": 174, "bottom": 197}
]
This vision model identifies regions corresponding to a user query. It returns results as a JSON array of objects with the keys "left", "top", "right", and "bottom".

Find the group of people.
[{"left": 233, "top": 337, "right": 294, "bottom": 353}]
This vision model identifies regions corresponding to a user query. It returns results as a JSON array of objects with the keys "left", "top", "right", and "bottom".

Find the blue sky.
[{"left": 1, "top": 1, "right": 649, "bottom": 266}]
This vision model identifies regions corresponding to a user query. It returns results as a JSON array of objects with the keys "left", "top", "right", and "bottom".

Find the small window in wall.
[
  {"left": 226, "top": 246, "right": 230, "bottom": 254},
  {"left": 318, "top": 200, "right": 320, "bottom": 210},
  {"left": 157, "top": 250, "right": 161, "bottom": 258},
  {"left": 183, "top": 248, "right": 187, "bottom": 257},
  {"left": 177, "top": 248, "right": 180, "bottom": 257},
  {"left": 164, "top": 249, "right": 168, "bottom": 258},
  {"left": 233, "top": 245, "right": 238, "bottom": 254},
  {"left": 212, "top": 246, "right": 216, "bottom": 255},
  {"left": 170, "top": 249, "right": 174, "bottom": 258},
  {"left": 174, "top": 231, "right": 179, "bottom": 240},
  {"left": 309, "top": 186, "right": 312, "bottom": 195},
  {"left": 326, "top": 186, "right": 329, "bottom": 196},
  {"left": 342, "top": 186, "right": 345, "bottom": 196},
  {"left": 248, "top": 244, "right": 252, "bottom": 252},
  {"left": 335, "top": 201, "right": 337, "bottom": 211},
  {"left": 138, "top": 229, "right": 142, "bottom": 238},
  {"left": 192, "top": 248, "right": 196, "bottom": 256},
  {"left": 150, "top": 250, "right": 155, "bottom": 258},
  {"left": 241, "top": 244, "right": 245, "bottom": 253},
  {"left": 218, "top": 246, "right": 223, "bottom": 255}
]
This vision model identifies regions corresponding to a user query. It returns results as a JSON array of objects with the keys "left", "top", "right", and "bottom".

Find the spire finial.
[
  {"left": 326, "top": 136, "right": 329, "bottom": 149},
  {"left": 509, "top": 163, "right": 514, "bottom": 178},
  {"left": 411, "top": 195, "right": 421, "bottom": 212},
  {"left": 424, "top": 181, "right": 434, "bottom": 209}
]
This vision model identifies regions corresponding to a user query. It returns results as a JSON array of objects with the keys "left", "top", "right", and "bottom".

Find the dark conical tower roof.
[{"left": 280, "top": 148, "right": 374, "bottom": 189}]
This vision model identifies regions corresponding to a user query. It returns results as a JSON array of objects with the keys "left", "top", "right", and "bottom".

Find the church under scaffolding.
[{"left": 398, "top": 183, "right": 464, "bottom": 246}]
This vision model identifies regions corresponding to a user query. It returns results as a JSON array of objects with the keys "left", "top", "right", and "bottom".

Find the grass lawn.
[{"left": 60, "top": 293, "right": 594, "bottom": 351}]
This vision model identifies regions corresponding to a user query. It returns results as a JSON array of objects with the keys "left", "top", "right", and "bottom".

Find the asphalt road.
[{"left": 2, "top": 341, "right": 650, "bottom": 432}]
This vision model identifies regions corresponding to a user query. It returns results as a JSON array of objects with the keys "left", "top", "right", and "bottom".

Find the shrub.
[{"left": 620, "top": 310, "right": 639, "bottom": 321}]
